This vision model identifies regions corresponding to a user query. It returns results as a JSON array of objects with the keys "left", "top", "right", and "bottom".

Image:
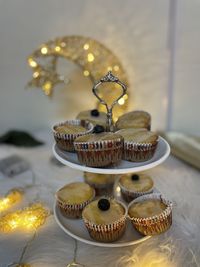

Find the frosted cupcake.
[
  {"left": 84, "top": 172, "right": 116, "bottom": 196},
  {"left": 128, "top": 193, "right": 172, "bottom": 235},
  {"left": 74, "top": 125, "right": 123, "bottom": 167},
  {"left": 119, "top": 173, "right": 154, "bottom": 202},
  {"left": 56, "top": 182, "right": 95, "bottom": 219},
  {"left": 116, "top": 128, "right": 158, "bottom": 162},
  {"left": 53, "top": 119, "right": 94, "bottom": 152},
  {"left": 76, "top": 109, "right": 107, "bottom": 128},
  {"left": 82, "top": 198, "right": 127, "bottom": 242},
  {"left": 116, "top": 110, "right": 151, "bottom": 130}
]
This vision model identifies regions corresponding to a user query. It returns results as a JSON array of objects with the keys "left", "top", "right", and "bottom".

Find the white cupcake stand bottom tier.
[{"left": 53, "top": 136, "right": 170, "bottom": 247}]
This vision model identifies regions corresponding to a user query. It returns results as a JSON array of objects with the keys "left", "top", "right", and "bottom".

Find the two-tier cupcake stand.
[{"left": 53, "top": 72, "right": 170, "bottom": 247}]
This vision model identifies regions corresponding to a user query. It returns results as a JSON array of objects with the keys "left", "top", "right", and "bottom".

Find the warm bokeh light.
[
  {"left": 83, "top": 43, "right": 89, "bottom": 50},
  {"left": 60, "top": 42, "right": 66, "bottom": 47},
  {"left": 28, "top": 58, "right": 37, "bottom": 68},
  {"left": 0, "top": 203, "right": 49, "bottom": 233},
  {"left": 0, "top": 189, "right": 23, "bottom": 213},
  {"left": 83, "top": 70, "right": 90, "bottom": 76},
  {"left": 114, "top": 65, "right": 119, "bottom": 71},
  {"left": 42, "top": 81, "right": 52, "bottom": 95},
  {"left": 87, "top": 53, "right": 95, "bottom": 62},
  {"left": 41, "top": 46, "right": 48, "bottom": 55},
  {"left": 32, "top": 71, "right": 39, "bottom": 78},
  {"left": 55, "top": 46, "right": 61, "bottom": 52},
  {"left": 118, "top": 98, "right": 125, "bottom": 105}
]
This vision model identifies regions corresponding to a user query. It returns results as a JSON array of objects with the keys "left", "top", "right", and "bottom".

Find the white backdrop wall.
[{"left": 0, "top": 0, "right": 199, "bottom": 135}]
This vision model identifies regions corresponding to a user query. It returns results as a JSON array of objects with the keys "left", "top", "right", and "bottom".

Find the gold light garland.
[
  {"left": 0, "top": 189, "right": 23, "bottom": 213},
  {"left": 0, "top": 203, "right": 49, "bottom": 233},
  {"left": 27, "top": 35, "right": 129, "bottom": 119}
]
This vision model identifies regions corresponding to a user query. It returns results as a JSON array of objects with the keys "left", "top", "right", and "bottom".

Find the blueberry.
[
  {"left": 98, "top": 198, "right": 110, "bottom": 211},
  {"left": 131, "top": 174, "right": 139, "bottom": 181},
  {"left": 93, "top": 125, "right": 105, "bottom": 134},
  {"left": 91, "top": 109, "right": 99, "bottom": 117}
]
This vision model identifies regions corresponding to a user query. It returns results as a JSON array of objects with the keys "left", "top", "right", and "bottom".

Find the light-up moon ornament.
[{"left": 27, "top": 35, "right": 129, "bottom": 119}]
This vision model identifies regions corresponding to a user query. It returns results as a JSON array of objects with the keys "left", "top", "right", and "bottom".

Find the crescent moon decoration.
[{"left": 27, "top": 35, "right": 129, "bottom": 119}]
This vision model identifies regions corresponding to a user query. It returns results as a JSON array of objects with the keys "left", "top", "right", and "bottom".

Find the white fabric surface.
[{"left": 0, "top": 131, "right": 200, "bottom": 267}]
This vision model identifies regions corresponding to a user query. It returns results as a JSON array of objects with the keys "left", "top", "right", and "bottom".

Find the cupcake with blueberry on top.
[
  {"left": 82, "top": 197, "right": 127, "bottom": 242},
  {"left": 118, "top": 173, "right": 154, "bottom": 202}
]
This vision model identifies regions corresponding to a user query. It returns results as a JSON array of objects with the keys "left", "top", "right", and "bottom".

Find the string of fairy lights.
[
  {"left": 0, "top": 172, "right": 83, "bottom": 267},
  {"left": 0, "top": 189, "right": 49, "bottom": 267}
]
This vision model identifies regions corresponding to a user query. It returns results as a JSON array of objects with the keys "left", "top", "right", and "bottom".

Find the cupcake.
[
  {"left": 116, "top": 128, "right": 158, "bottom": 162},
  {"left": 128, "top": 193, "right": 172, "bottom": 235},
  {"left": 82, "top": 198, "right": 127, "bottom": 242},
  {"left": 116, "top": 110, "right": 151, "bottom": 130},
  {"left": 56, "top": 182, "right": 95, "bottom": 219},
  {"left": 84, "top": 172, "right": 116, "bottom": 196},
  {"left": 74, "top": 125, "right": 123, "bottom": 167},
  {"left": 119, "top": 173, "right": 154, "bottom": 202},
  {"left": 53, "top": 119, "right": 94, "bottom": 152},
  {"left": 76, "top": 109, "right": 107, "bottom": 128}
]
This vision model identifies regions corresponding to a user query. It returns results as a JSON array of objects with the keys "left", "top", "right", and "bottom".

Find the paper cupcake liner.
[
  {"left": 56, "top": 189, "right": 95, "bottom": 219},
  {"left": 74, "top": 138, "right": 123, "bottom": 167},
  {"left": 119, "top": 180, "right": 154, "bottom": 202},
  {"left": 123, "top": 141, "right": 158, "bottom": 162},
  {"left": 82, "top": 200, "right": 127, "bottom": 242},
  {"left": 128, "top": 193, "right": 172, "bottom": 236},
  {"left": 53, "top": 120, "right": 94, "bottom": 152}
]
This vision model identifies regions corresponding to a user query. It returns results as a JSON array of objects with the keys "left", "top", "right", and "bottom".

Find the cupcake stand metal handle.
[{"left": 92, "top": 71, "right": 127, "bottom": 132}]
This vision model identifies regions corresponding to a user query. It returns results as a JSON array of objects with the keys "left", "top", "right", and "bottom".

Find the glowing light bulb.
[
  {"left": 41, "top": 46, "right": 48, "bottom": 55},
  {"left": 42, "top": 81, "right": 52, "bottom": 95},
  {"left": 0, "top": 189, "right": 23, "bottom": 213},
  {"left": 55, "top": 46, "right": 61, "bottom": 52},
  {"left": 87, "top": 53, "right": 94, "bottom": 62},
  {"left": 118, "top": 98, "right": 125, "bottom": 105},
  {"left": 107, "top": 66, "right": 112, "bottom": 71},
  {"left": 114, "top": 65, "right": 119, "bottom": 71},
  {"left": 83, "top": 43, "right": 89, "bottom": 50},
  {"left": 28, "top": 58, "right": 37, "bottom": 68},
  {"left": 33, "top": 71, "right": 39, "bottom": 78},
  {"left": 123, "top": 94, "right": 128, "bottom": 100},
  {"left": 60, "top": 42, "right": 66, "bottom": 47},
  {"left": 83, "top": 70, "right": 90, "bottom": 76}
]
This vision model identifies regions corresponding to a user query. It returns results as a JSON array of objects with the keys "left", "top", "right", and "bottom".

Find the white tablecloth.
[{"left": 0, "top": 131, "right": 200, "bottom": 267}]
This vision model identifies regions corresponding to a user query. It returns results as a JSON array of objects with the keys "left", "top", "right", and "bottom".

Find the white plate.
[
  {"left": 54, "top": 203, "right": 150, "bottom": 248},
  {"left": 54, "top": 178, "right": 151, "bottom": 248},
  {"left": 52, "top": 136, "right": 170, "bottom": 174}
]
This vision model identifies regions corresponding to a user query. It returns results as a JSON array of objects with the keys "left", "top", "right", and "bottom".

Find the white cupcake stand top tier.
[{"left": 52, "top": 136, "right": 170, "bottom": 174}]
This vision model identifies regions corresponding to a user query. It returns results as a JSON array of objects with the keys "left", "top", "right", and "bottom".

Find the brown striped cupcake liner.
[
  {"left": 82, "top": 200, "right": 127, "bottom": 242},
  {"left": 128, "top": 193, "right": 172, "bottom": 236},
  {"left": 55, "top": 189, "right": 95, "bottom": 219},
  {"left": 123, "top": 140, "right": 158, "bottom": 162},
  {"left": 74, "top": 137, "right": 123, "bottom": 167},
  {"left": 118, "top": 179, "right": 154, "bottom": 202},
  {"left": 53, "top": 120, "right": 94, "bottom": 152}
]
